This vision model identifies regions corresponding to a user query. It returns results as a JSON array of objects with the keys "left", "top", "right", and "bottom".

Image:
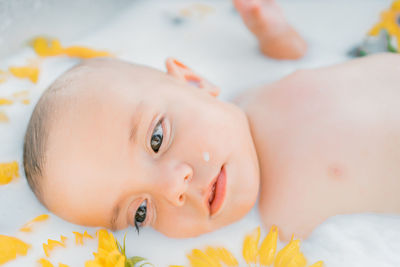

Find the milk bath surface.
[{"left": 1, "top": 0, "right": 400, "bottom": 266}]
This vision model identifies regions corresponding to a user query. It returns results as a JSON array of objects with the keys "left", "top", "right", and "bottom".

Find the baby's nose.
[{"left": 162, "top": 162, "right": 193, "bottom": 207}]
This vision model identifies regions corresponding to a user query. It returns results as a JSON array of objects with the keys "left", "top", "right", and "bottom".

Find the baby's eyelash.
[
  {"left": 133, "top": 200, "right": 147, "bottom": 234},
  {"left": 150, "top": 118, "right": 164, "bottom": 153},
  {"left": 134, "top": 221, "right": 141, "bottom": 234}
]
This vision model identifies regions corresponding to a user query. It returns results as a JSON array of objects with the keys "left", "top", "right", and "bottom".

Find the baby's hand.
[{"left": 234, "top": 0, "right": 307, "bottom": 60}]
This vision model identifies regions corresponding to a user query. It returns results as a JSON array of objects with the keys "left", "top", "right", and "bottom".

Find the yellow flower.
[
  {"left": 0, "top": 98, "right": 13, "bottom": 106},
  {"left": 38, "top": 258, "right": 54, "bottom": 267},
  {"left": 31, "top": 37, "right": 112, "bottom": 59},
  {"left": 9, "top": 65, "right": 39, "bottom": 83},
  {"left": 259, "top": 225, "right": 278, "bottom": 265},
  {"left": 19, "top": 214, "right": 50, "bottom": 232},
  {"left": 242, "top": 226, "right": 261, "bottom": 264},
  {"left": 84, "top": 229, "right": 125, "bottom": 267},
  {"left": 274, "top": 237, "right": 306, "bottom": 267},
  {"left": 308, "top": 261, "right": 324, "bottom": 267},
  {"left": 73, "top": 231, "right": 94, "bottom": 245},
  {"left": 178, "top": 226, "right": 324, "bottom": 267},
  {"left": 37, "top": 258, "right": 69, "bottom": 267},
  {"left": 43, "top": 236, "right": 67, "bottom": 257},
  {"left": 0, "top": 161, "right": 19, "bottom": 185},
  {"left": 0, "top": 235, "right": 30, "bottom": 265},
  {"left": 204, "top": 247, "right": 238, "bottom": 266},
  {"left": 369, "top": 0, "right": 400, "bottom": 49}
]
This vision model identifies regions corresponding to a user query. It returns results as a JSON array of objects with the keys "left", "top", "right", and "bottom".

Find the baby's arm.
[{"left": 234, "top": 0, "right": 307, "bottom": 60}]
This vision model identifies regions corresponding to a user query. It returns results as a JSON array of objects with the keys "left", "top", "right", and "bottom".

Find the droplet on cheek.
[{"left": 203, "top": 152, "right": 210, "bottom": 162}]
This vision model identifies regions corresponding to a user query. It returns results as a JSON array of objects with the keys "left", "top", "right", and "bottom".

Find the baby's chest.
[
  {"left": 256, "top": 83, "right": 400, "bottom": 178},
  {"left": 251, "top": 91, "right": 400, "bottom": 239}
]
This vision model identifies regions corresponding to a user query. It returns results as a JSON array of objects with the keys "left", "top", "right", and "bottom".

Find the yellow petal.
[
  {"left": 31, "top": 37, "right": 111, "bottom": 59},
  {"left": 48, "top": 239, "right": 65, "bottom": 248},
  {"left": 85, "top": 260, "right": 102, "bottom": 267},
  {"left": 85, "top": 229, "right": 126, "bottom": 267},
  {"left": 38, "top": 258, "right": 54, "bottom": 267},
  {"left": 259, "top": 225, "right": 278, "bottom": 266},
  {"left": 368, "top": 23, "right": 384, "bottom": 36},
  {"left": 0, "top": 70, "right": 6, "bottom": 83},
  {"left": 0, "top": 235, "right": 30, "bottom": 265},
  {"left": 73, "top": 232, "right": 84, "bottom": 245},
  {"left": 287, "top": 252, "right": 307, "bottom": 267},
  {"left": 203, "top": 246, "right": 239, "bottom": 266},
  {"left": 83, "top": 231, "right": 94, "bottom": 239},
  {"left": 188, "top": 249, "right": 221, "bottom": 267},
  {"left": 12, "top": 90, "right": 29, "bottom": 99},
  {"left": 63, "top": 46, "right": 112, "bottom": 59},
  {"left": 0, "top": 111, "right": 9, "bottom": 123},
  {"left": 187, "top": 254, "right": 210, "bottom": 267},
  {"left": 215, "top": 247, "right": 238, "bottom": 266},
  {"left": 9, "top": 66, "right": 39, "bottom": 83},
  {"left": 114, "top": 254, "right": 126, "bottom": 267},
  {"left": 0, "top": 161, "right": 19, "bottom": 185},
  {"left": 22, "top": 99, "right": 30, "bottom": 105},
  {"left": 43, "top": 237, "right": 67, "bottom": 257},
  {"left": 274, "top": 237, "right": 301, "bottom": 267},
  {"left": 242, "top": 226, "right": 260, "bottom": 264},
  {"left": 61, "top": 235, "right": 68, "bottom": 244},
  {"left": 32, "top": 37, "right": 64, "bottom": 57},
  {"left": 308, "top": 261, "right": 324, "bottom": 267},
  {"left": 97, "top": 229, "right": 118, "bottom": 252},
  {"left": 0, "top": 98, "right": 13, "bottom": 105},
  {"left": 204, "top": 246, "right": 220, "bottom": 263},
  {"left": 19, "top": 214, "right": 49, "bottom": 232}
]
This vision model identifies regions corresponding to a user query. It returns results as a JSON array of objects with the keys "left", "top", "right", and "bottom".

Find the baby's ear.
[{"left": 165, "top": 57, "right": 220, "bottom": 97}]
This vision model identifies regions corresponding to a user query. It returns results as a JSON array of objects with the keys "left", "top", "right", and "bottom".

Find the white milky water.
[
  {"left": 1, "top": 0, "right": 399, "bottom": 266},
  {"left": 203, "top": 152, "right": 210, "bottom": 162}
]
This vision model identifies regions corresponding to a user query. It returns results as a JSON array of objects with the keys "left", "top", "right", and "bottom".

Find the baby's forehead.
[{"left": 59, "top": 59, "right": 177, "bottom": 100}]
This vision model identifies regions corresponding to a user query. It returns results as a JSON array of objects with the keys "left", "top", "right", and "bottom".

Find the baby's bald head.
[{"left": 23, "top": 61, "right": 84, "bottom": 204}]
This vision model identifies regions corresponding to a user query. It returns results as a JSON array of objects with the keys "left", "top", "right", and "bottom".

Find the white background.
[{"left": 1, "top": 0, "right": 399, "bottom": 266}]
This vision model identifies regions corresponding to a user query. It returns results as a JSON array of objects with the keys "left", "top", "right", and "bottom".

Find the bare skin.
[
  {"left": 240, "top": 53, "right": 400, "bottom": 240},
  {"left": 43, "top": 59, "right": 260, "bottom": 238},
  {"left": 41, "top": 54, "right": 400, "bottom": 242},
  {"left": 234, "top": 0, "right": 307, "bottom": 60}
]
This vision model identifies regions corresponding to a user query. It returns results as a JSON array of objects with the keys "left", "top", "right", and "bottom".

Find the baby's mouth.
[
  {"left": 208, "top": 182, "right": 217, "bottom": 205},
  {"left": 206, "top": 164, "right": 227, "bottom": 217}
]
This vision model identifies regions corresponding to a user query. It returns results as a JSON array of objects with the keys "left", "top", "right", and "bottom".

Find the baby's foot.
[{"left": 234, "top": 0, "right": 307, "bottom": 60}]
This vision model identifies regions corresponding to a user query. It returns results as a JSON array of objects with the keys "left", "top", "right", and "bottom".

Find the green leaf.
[
  {"left": 358, "top": 49, "right": 368, "bottom": 57},
  {"left": 125, "top": 256, "right": 154, "bottom": 267},
  {"left": 385, "top": 32, "right": 398, "bottom": 53},
  {"left": 122, "top": 232, "right": 127, "bottom": 255},
  {"left": 116, "top": 232, "right": 128, "bottom": 256}
]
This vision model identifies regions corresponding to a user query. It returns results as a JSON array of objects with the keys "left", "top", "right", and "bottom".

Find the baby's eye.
[
  {"left": 150, "top": 119, "right": 163, "bottom": 153},
  {"left": 134, "top": 199, "right": 147, "bottom": 233}
]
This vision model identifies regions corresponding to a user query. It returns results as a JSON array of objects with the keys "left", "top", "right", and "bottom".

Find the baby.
[{"left": 22, "top": 0, "right": 400, "bottom": 241}]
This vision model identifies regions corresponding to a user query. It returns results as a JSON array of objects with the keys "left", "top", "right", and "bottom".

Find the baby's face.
[{"left": 44, "top": 61, "right": 260, "bottom": 238}]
